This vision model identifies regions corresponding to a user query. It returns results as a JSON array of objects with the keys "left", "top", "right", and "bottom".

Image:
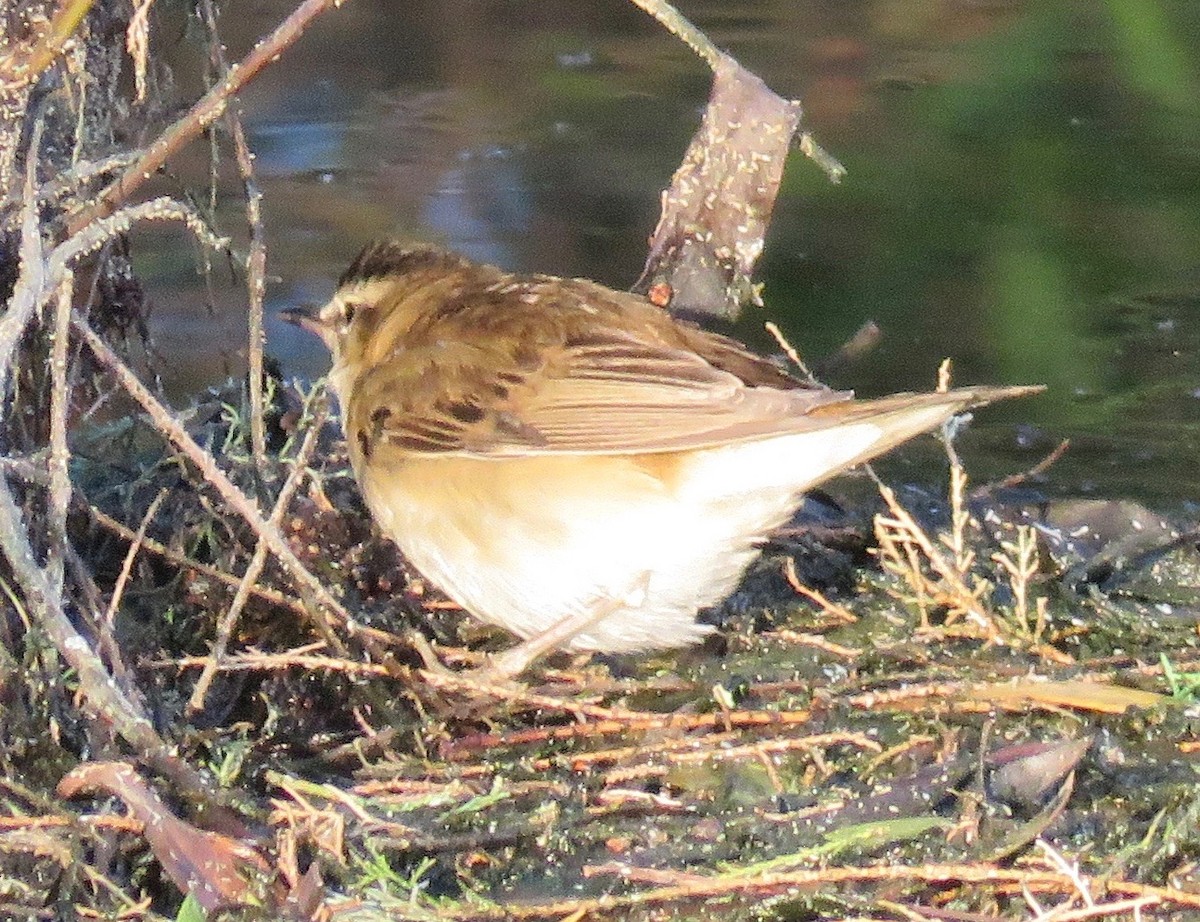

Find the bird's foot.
[{"left": 411, "top": 573, "right": 651, "bottom": 694}]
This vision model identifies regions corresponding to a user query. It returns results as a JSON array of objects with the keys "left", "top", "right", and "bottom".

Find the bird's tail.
[{"left": 800, "top": 383, "right": 1045, "bottom": 479}]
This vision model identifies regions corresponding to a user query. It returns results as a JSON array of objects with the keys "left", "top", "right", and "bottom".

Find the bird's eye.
[{"left": 341, "top": 301, "right": 362, "bottom": 325}]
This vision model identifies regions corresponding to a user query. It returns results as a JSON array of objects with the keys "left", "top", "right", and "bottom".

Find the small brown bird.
[{"left": 284, "top": 242, "right": 1038, "bottom": 678}]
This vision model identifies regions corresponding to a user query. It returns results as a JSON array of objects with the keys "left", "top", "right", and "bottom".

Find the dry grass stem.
[
  {"left": 441, "top": 707, "right": 815, "bottom": 762},
  {"left": 0, "top": 136, "right": 222, "bottom": 804},
  {"left": 88, "top": 505, "right": 308, "bottom": 616},
  {"left": 150, "top": 646, "right": 390, "bottom": 679},
  {"left": 46, "top": 277, "right": 73, "bottom": 596},
  {"left": 867, "top": 383, "right": 1056, "bottom": 653},
  {"left": 764, "top": 320, "right": 813, "bottom": 379},
  {"left": 993, "top": 524, "right": 1044, "bottom": 643},
  {"left": 945, "top": 457, "right": 974, "bottom": 577},
  {"left": 768, "top": 629, "right": 862, "bottom": 659},
  {"left": 0, "top": 0, "right": 94, "bottom": 88},
  {"left": 569, "top": 863, "right": 1193, "bottom": 921},
  {"left": 974, "top": 438, "right": 1072, "bottom": 498},
  {"left": 872, "top": 476, "right": 995, "bottom": 637},
  {"left": 782, "top": 556, "right": 857, "bottom": 623},
  {"left": 103, "top": 489, "right": 168, "bottom": 629},
  {"left": 936, "top": 358, "right": 973, "bottom": 578},
  {"left": 125, "top": 0, "right": 153, "bottom": 102},
  {"left": 664, "top": 730, "right": 882, "bottom": 766},
  {"left": 936, "top": 357, "right": 952, "bottom": 393},
  {"left": 0, "top": 0, "right": 95, "bottom": 192},
  {"left": 0, "top": 482, "right": 219, "bottom": 803},
  {"left": 76, "top": 320, "right": 357, "bottom": 656}
]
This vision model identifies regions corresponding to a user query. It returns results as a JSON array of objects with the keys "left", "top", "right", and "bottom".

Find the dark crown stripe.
[{"left": 338, "top": 241, "right": 465, "bottom": 288}]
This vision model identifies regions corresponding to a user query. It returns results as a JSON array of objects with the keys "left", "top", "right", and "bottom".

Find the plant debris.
[{"left": 1, "top": 1, "right": 1199, "bottom": 920}]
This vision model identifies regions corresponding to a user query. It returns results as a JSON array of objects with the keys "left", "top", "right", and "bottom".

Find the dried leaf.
[
  {"left": 58, "top": 762, "right": 277, "bottom": 913},
  {"left": 987, "top": 737, "right": 1091, "bottom": 809},
  {"left": 634, "top": 54, "right": 814, "bottom": 320},
  {"left": 969, "top": 680, "right": 1167, "bottom": 714},
  {"left": 984, "top": 767, "right": 1076, "bottom": 861}
]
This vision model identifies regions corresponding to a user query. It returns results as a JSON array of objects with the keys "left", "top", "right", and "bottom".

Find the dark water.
[{"left": 132, "top": 0, "right": 1200, "bottom": 509}]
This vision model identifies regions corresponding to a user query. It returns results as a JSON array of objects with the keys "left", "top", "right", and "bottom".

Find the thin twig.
[
  {"left": 666, "top": 731, "right": 881, "bottom": 766},
  {"left": 0, "top": 153, "right": 218, "bottom": 801},
  {"left": 971, "top": 438, "right": 1071, "bottom": 498},
  {"left": 869, "top": 468, "right": 997, "bottom": 638},
  {"left": 934, "top": 361, "right": 976, "bottom": 582},
  {"left": 0, "top": 483, "right": 220, "bottom": 805},
  {"left": 36, "top": 151, "right": 139, "bottom": 205},
  {"left": 767, "top": 630, "right": 862, "bottom": 660},
  {"left": 88, "top": 504, "right": 308, "bottom": 615},
  {"left": 89, "top": 501, "right": 412, "bottom": 654},
  {"left": 1037, "top": 839, "right": 1094, "bottom": 907},
  {"left": 782, "top": 557, "right": 857, "bottom": 624},
  {"left": 103, "top": 489, "right": 168, "bottom": 629},
  {"left": 3, "top": 197, "right": 225, "bottom": 400},
  {"left": 0, "top": 454, "right": 52, "bottom": 485},
  {"left": 73, "top": 319, "right": 358, "bottom": 660},
  {"left": 65, "top": 0, "right": 351, "bottom": 234},
  {"left": 63, "top": 541, "right": 139, "bottom": 693},
  {"left": 149, "top": 646, "right": 391, "bottom": 680},
  {"left": 623, "top": 0, "right": 723, "bottom": 70},
  {"left": 623, "top": 0, "right": 844, "bottom": 183},
  {"left": 188, "top": 393, "right": 329, "bottom": 713},
  {"left": 764, "top": 321, "right": 813, "bottom": 380},
  {"left": 0, "top": 122, "right": 47, "bottom": 399},
  {"left": 0, "top": 0, "right": 95, "bottom": 86},
  {"left": 532, "top": 731, "right": 742, "bottom": 773},
  {"left": 199, "top": 0, "right": 269, "bottom": 467},
  {"left": 562, "top": 863, "right": 1182, "bottom": 921},
  {"left": 441, "top": 707, "right": 815, "bottom": 762},
  {"left": 125, "top": 0, "right": 154, "bottom": 102},
  {"left": 797, "top": 131, "right": 848, "bottom": 184}
]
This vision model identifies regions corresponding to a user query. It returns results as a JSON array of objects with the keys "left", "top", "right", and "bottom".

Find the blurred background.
[{"left": 130, "top": 0, "right": 1200, "bottom": 509}]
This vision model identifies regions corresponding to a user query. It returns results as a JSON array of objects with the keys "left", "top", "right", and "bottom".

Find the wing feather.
[{"left": 344, "top": 280, "right": 847, "bottom": 460}]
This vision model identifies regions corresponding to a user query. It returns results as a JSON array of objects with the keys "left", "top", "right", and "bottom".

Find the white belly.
[{"left": 354, "top": 421, "right": 887, "bottom": 654}]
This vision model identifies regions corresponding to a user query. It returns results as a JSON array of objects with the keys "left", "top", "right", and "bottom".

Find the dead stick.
[
  {"left": 971, "top": 438, "right": 1071, "bottom": 498},
  {"left": 0, "top": 130, "right": 214, "bottom": 802},
  {"left": 150, "top": 648, "right": 390, "bottom": 678},
  {"left": 46, "top": 277, "right": 73, "bottom": 595},
  {"left": 623, "top": 0, "right": 844, "bottom": 182},
  {"left": 88, "top": 504, "right": 414, "bottom": 653},
  {"left": 89, "top": 504, "right": 306, "bottom": 615},
  {"left": 570, "top": 863, "right": 1174, "bottom": 914},
  {"left": 868, "top": 468, "right": 996, "bottom": 637},
  {"left": 441, "top": 708, "right": 814, "bottom": 761},
  {"left": 0, "top": 485, "right": 221, "bottom": 805},
  {"left": 623, "top": 0, "right": 723, "bottom": 70},
  {"left": 432, "top": 864, "right": 1116, "bottom": 920}
]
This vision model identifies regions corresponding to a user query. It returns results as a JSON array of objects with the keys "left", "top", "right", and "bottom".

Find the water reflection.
[{"left": 132, "top": 0, "right": 1200, "bottom": 507}]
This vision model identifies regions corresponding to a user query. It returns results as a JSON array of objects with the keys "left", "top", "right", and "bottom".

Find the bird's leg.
[{"left": 474, "top": 572, "right": 651, "bottom": 681}]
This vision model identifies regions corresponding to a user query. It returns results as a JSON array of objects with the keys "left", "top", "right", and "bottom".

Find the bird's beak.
[{"left": 279, "top": 303, "right": 324, "bottom": 336}]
